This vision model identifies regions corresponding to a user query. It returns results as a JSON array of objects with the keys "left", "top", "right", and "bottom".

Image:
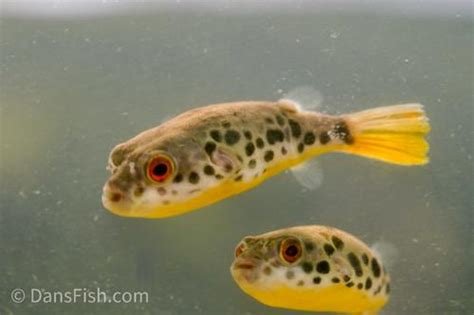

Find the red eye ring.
[
  {"left": 147, "top": 155, "right": 174, "bottom": 183},
  {"left": 279, "top": 238, "right": 302, "bottom": 264}
]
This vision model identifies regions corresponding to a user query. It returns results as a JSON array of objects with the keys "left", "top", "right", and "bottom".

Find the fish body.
[
  {"left": 102, "top": 100, "right": 429, "bottom": 218},
  {"left": 230, "top": 225, "right": 390, "bottom": 314}
]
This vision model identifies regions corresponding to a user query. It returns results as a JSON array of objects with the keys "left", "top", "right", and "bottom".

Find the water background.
[{"left": 1, "top": 1, "right": 472, "bottom": 314}]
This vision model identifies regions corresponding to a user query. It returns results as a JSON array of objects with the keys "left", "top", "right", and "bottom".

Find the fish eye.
[
  {"left": 147, "top": 154, "right": 175, "bottom": 183},
  {"left": 279, "top": 238, "right": 302, "bottom": 264},
  {"left": 235, "top": 242, "right": 246, "bottom": 258}
]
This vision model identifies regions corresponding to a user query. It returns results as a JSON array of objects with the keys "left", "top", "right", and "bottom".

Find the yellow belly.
[{"left": 238, "top": 283, "right": 387, "bottom": 314}]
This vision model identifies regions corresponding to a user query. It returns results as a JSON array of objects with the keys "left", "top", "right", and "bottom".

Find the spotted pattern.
[
  {"left": 244, "top": 130, "right": 253, "bottom": 140},
  {"left": 264, "top": 151, "right": 274, "bottom": 162},
  {"left": 203, "top": 165, "right": 215, "bottom": 175},
  {"left": 319, "top": 132, "right": 331, "bottom": 144},
  {"left": 188, "top": 172, "right": 200, "bottom": 184},
  {"left": 245, "top": 143, "right": 255, "bottom": 156},
  {"left": 225, "top": 130, "right": 241, "bottom": 145},
  {"left": 210, "top": 130, "right": 222, "bottom": 142},
  {"left": 301, "top": 262, "right": 313, "bottom": 273},
  {"left": 266, "top": 129, "right": 285, "bottom": 144},
  {"left": 332, "top": 236, "right": 344, "bottom": 250},
  {"left": 324, "top": 243, "right": 335, "bottom": 256},
  {"left": 371, "top": 258, "right": 381, "bottom": 278},
  {"left": 204, "top": 142, "right": 216, "bottom": 155},
  {"left": 288, "top": 119, "right": 302, "bottom": 138},
  {"left": 303, "top": 132, "right": 316, "bottom": 145},
  {"left": 316, "top": 261, "right": 330, "bottom": 274},
  {"left": 173, "top": 173, "right": 183, "bottom": 183},
  {"left": 348, "top": 252, "right": 363, "bottom": 277}
]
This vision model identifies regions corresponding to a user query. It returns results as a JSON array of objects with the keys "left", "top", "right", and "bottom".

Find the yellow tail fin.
[{"left": 341, "top": 103, "right": 430, "bottom": 165}]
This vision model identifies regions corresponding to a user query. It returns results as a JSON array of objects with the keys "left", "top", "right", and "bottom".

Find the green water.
[{"left": 0, "top": 7, "right": 472, "bottom": 315}]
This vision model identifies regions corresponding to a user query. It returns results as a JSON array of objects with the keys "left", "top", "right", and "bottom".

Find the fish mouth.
[
  {"left": 234, "top": 262, "right": 256, "bottom": 270},
  {"left": 101, "top": 184, "right": 136, "bottom": 217},
  {"left": 231, "top": 258, "right": 261, "bottom": 284}
]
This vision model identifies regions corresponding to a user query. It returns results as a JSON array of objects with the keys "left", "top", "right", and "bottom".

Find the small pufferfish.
[
  {"left": 230, "top": 225, "right": 391, "bottom": 315},
  {"left": 102, "top": 100, "right": 430, "bottom": 218}
]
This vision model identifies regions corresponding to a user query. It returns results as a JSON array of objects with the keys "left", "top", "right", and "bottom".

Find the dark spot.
[
  {"left": 173, "top": 173, "right": 183, "bottom": 183},
  {"left": 223, "top": 163, "right": 233, "bottom": 172},
  {"left": 385, "top": 283, "right": 391, "bottom": 294},
  {"left": 276, "top": 115, "right": 285, "bottom": 126},
  {"left": 171, "top": 190, "right": 178, "bottom": 195},
  {"left": 237, "top": 155, "right": 243, "bottom": 162},
  {"left": 222, "top": 121, "right": 231, "bottom": 128},
  {"left": 357, "top": 283, "right": 363, "bottom": 290},
  {"left": 264, "top": 150, "right": 274, "bottom": 162},
  {"left": 203, "top": 165, "right": 215, "bottom": 175},
  {"left": 297, "top": 143, "right": 304, "bottom": 153},
  {"left": 245, "top": 142, "right": 255, "bottom": 156},
  {"left": 265, "top": 117, "right": 274, "bottom": 124},
  {"left": 374, "top": 285, "right": 382, "bottom": 295},
  {"left": 301, "top": 262, "right": 313, "bottom": 273},
  {"left": 286, "top": 270, "right": 295, "bottom": 279},
  {"left": 319, "top": 131, "right": 331, "bottom": 144},
  {"left": 244, "top": 130, "right": 252, "bottom": 140},
  {"left": 215, "top": 174, "right": 224, "bottom": 180},
  {"left": 225, "top": 130, "right": 240, "bottom": 145},
  {"left": 362, "top": 253, "right": 369, "bottom": 265},
  {"left": 256, "top": 137, "right": 265, "bottom": 149},
  {"left": 346, "top": 282, "right": 354, "bottom": 288},
  {"left": 248, "top": 159, "right": 257, "bottom": 169},
  {"left": 134, "top": 187, "right": 144, "bottom": 197},
  {"left": 332, "top": 277, "right": 340, "bottom": 283},
  {"left": 343, "top": 275, "right": 351, "bottom": 282},
  {"left": 332, "top": 236, "right": 344, "bottom": 250},
  {"left": 303, "top": 132, "right": 316, "bottom": 145},
  {"left": 162, "top": 200, "right": 170, "bottom": 205},
  {"left": 189, "top": 172, "right": 200, "bottom": 184},
  {"left": 297, "top": 280, "right": 305, "bottom": 286},
  {"left": 266, "top": 129, "right": 285, "bottom": 144},
  {"left": 157, "top": 187, "right": 167, "bottom": 196},
  {"left": 313, "top": 277, "right": 321, "bottom": 284},
  {"left": 205, "top": 142, "right": 216, "bottom": 155},
  {"left": 281, "top": 147, "right": 287, "bottom": 155},
  {"left": 210, "top": 130, "right": 222, "bottom": 142},
  {"left": 234, "top": 175, "right": 243, "bottom": 182},
  {"left": 110, "top": 192, "right": 122, "bottom": 202},
  {"left": 323, "top": 244, "right": 335, "bottom": 256},
  {"left": 288, "top": 119, "right": 302, "bottom": 138},
  {"left": 304, "top": 241, "right": 315, "bottom": 251},
  {"left": 347, "top": 252, "right": 363, "bottom": 277},
  {"left": 334, "top": 121, "right": 354, "bottom": 144},
  {"left": 263, "top": 266, "right": 272, "bottom": 276},
  {"left": 316, "top": 260, "right": 330, "bottom": 274},
  {"left": 371, "top": 258, "right": 381, "bottom": 278},
  {"left": 365, "top": 277, "right": 372, "bottom": 290}
]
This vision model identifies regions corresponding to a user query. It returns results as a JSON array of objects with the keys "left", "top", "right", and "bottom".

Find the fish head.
[
  {"left": 231, "top": 230, "right": 315, "bottom": 293},
  {"left": 102, "top": 129, "right": 242, "bottom": 218}
]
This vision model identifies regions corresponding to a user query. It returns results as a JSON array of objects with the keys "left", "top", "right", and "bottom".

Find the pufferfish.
[
  {"left": 231, "top": 225, "right": 391, "bottom": 315},
  {"left": 102, "top": 100, "right": 430, "bottom": 218}
]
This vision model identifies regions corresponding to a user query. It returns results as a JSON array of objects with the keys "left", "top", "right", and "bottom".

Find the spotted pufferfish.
[
  {"left": 102, "top": 100, "right": 430, "bottom": 218},
  {"left": 231, "top": 225, "right": 391, "bottom": 315}
]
